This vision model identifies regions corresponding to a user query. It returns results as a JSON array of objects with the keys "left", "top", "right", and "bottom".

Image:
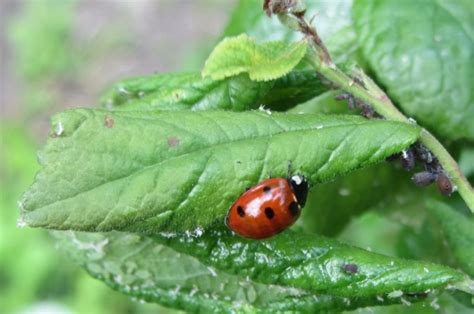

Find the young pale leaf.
[
  {"left": 100, "top": 71, "right": 326, "bottom": 112},
  {"left": 155, "top": 228, "right": 469, "bottom": 299},
  {"left": 202, "top": 34, "right": 307, "bottom": 81},
  {"left": 20, "top": 110, "right": 419, "bottom": 233},
  {"left": 427, "top": 201, "right": 474, "bottom": 277},
  {"left": 54, "top": 231, "right": 429, "bottom": 313},
  {"left": 353, "top": 0, "right": 474, "bottom": 140},
  {"left": 223, "top": 0, "right": 358, "bottom": 64}
]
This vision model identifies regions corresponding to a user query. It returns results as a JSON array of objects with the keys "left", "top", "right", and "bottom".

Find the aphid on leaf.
[
  {"left": 437, "top": 173, "right": 453, "bottom": 195},
  {"left": 342, "top": 263, "right": 359, "bottom": 274},
  {"left": 400, "top": 149, "right": 415, "bottom": 171},
  {"left": 411, "top": 171, "right": 437, "bottom": 187}
]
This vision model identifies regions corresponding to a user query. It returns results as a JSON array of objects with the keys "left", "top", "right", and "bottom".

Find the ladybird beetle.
[{"left": 226, "top": 175, "right": 309, "bottom": 239}]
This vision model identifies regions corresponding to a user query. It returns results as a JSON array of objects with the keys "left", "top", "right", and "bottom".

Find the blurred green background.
[{"left": 0, "top": 1, "right": 233, "bottom": 313}]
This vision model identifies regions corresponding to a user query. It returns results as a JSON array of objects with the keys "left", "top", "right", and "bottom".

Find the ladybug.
[{"left": 226, "top": 175, "right": 309, "bottom": 239}]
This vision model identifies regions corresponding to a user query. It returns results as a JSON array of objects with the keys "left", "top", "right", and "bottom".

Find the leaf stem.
[{"left": 268, "top": 4, "right": 474, "bottom": 211}]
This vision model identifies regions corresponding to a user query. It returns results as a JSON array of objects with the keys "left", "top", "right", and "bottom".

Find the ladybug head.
[{"left": 287, "top": 175, "right": 309, "bottom": 208}]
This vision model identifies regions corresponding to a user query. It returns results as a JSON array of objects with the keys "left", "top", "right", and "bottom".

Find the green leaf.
[
  {"left": 353, "top": 0, "right": 474, "bottom": 140},
  {"left": 202, "top": 34, "right": 307, "bottom": 81},
  {"left": 21, "top": 109, "right": 420, "bottom": 233},
  {"left": 100, "top": 70, "right": 326, "bottom": 112},
  {"left": 155, "top": 228, "right": 469, "bottom": 299},
  {"left": 223, "top": 0, "right": 359, "bottom": 64},
  {"left": 54, "top": 231, "right": 464, "bottom": 312},
  {"left": 427, "top": 201, "right": 474, "bottom": 277},
  {"left": 258, "top": 70, "right": 327, "bottom": 111}
]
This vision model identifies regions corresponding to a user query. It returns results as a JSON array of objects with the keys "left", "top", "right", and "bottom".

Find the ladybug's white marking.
[{"left": 291, "top": 175, "right": 302, "bottom": 185}]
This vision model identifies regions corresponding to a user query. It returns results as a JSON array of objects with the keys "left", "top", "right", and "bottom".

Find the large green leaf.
[
  {"left": 54, "top": 231, "right": 467, "bottom": 313},
  {"left": 100, "top": 71, "right": 326, "bottom": 112},
  {"left": 20, "top": 110, "right": 419, "bottom": 233},
  {"left": 202, "top": 34, "right": 307, "bottom": 81},
  {"left": 353, "top": 0, "right": 474, "bottom": 140},
  {"left": 427, "top": 201, "right": 474, "bottom": 277}
]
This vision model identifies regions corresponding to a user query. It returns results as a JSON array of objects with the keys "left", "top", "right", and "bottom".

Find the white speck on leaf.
[
  {"left": 401, "top": 297, "right": 411, "bottom": 306},
  {"left": 207, "top": 266, "right": 217, "bottom": 277},
  {"left": 258, "top": 105, "right": 272, "bottom": 115},
  {"left": 159, "top": 232, "right": 177, "bottom": 238},
  {"left": 16, "top": 217, "right": 28, "bottom": 228},
  {"left": 430, "top": 297, "right": 440, "bottom": 310},
  {"left": 388, "top": 290, "right": 403, "bottom": 298},
  {"left": 339, "top": 188, "right": 351, "bottom": 196},
  {"left": 117, "top": 86, "right": 130, "bottom": 95},
  {"left": 54, "top": 121, "right": 64, "bottom": 136},
  {"left": 376, "top": 295, "right": 384, "bottom": 302},
  {"left": 189, "top": 285, "right": 199, "bottom": 297},
  {"left": 71, "top": 233, "right": 108, "bottom": 255}
]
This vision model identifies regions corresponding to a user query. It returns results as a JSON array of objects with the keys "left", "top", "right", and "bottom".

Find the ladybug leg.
[{"left": 286, "top": 160, "right": 293, "bottom": 177}]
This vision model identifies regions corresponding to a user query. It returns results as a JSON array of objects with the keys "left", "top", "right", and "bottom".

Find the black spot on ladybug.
[
  {"left": 343, "top": 263, "right": 358, "bottom": 274},
  {"left": 437, "top": 173, "right": 453, "bottom": 195},
  {"left": 237, "top": 206, "right": 245, "bottom": 217},
  {"left": 288, "top": 201, "right": 299, "bottom": 216},
  {"left": 263, "top": 186, "right": 271, "bottom": 193},
  {"left": 265, "top": 207, "right": 275, "bottom": 219}
]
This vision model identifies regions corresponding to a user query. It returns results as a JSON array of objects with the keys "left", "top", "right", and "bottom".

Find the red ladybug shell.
[{"left": 226, "top": 176, "right": 308, "bottom": 239}]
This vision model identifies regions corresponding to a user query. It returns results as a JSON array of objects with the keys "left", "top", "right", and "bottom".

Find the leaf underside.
[{"left": 54, "top": 230, "right": 466, "bottom": 313}]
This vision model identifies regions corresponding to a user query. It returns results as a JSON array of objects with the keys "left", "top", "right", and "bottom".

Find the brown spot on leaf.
[
  {"left": 167, "top": 136, "right": 180, "bottom": 147},
  {"left": 104, "top": 116, "right": 114, "bottom": 128},
  {"left": 379, "top": 94, "right": 389, "bottom": 102}
]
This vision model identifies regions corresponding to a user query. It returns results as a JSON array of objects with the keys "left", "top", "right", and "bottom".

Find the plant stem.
[{"left": 271, "top": 6, "right": 474, "bottom": 211}]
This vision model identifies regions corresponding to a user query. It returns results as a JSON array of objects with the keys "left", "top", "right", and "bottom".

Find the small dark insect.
[
  {"left": 385, "top": 152, "right": 401, "bottom": 162},
  {"left": 342, "top": 263, "right": 358, "bottom": 274},
  {"left": 335, "top": 93, "right": 356, "bottom": 109},
  {"left": 413, "top": 143, "right": 434, "bottom": 164},
  {"left": 400, "top": 149, "right": 415, "bottom": 171},
  {"left": 405, "top": 292, "right": 429, "bottom": 299},
  {"left": 411, "top": 171, "right": 437, "bottom": 187},
  {"left": 437, "top": 173, "right": 453, "bottom": 195}
]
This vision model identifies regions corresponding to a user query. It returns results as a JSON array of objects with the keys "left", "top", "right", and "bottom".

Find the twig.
[{"left": 264, "top": 1, "right": 474, "bottom": 211}]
